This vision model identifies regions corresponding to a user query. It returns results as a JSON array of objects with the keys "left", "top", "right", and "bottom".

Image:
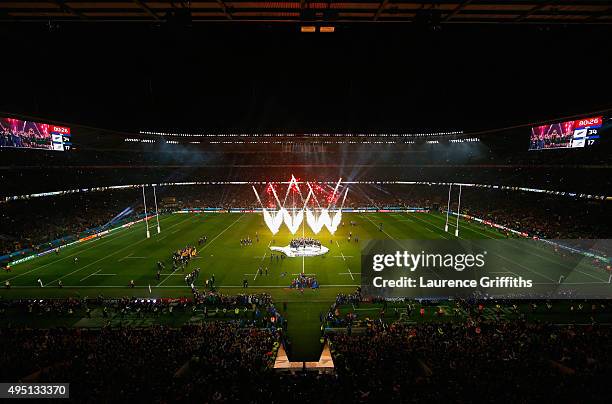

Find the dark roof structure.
[{"left": 1, "top": 1, "right": 611, "bottom": 24}]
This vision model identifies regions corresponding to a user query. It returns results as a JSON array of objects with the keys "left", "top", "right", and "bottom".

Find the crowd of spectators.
[
  {"left": 0, "top": 323, "right": 281, "bottom": 402},
  {"left": 1, "top": 300, "right": 611, "bottom": 402},
  {"left": 0, "top": 192, "right": 143, "bottom": 255},
  {"left": 0, "top": 292, "right": 279, "bottom": 319},
  {"left": 328, "top": 321, "right": 612, "bottom": 402}
]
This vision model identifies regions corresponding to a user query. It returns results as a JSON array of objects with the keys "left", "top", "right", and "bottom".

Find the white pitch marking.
[
  {"left": 253, "top": 241, "right": 272, "bottom": 280},
  {"left": 157, "top": 214, "right": 245, "bottom": 288},
  {"left": 118, "top": 253, "right": 133, "bottom": 262},
  {"left": 364, "top": 213, "right": 445, "bottom": 280},
  {"left": 534, "top": 281, "right": 608, "bottom": 285},
  {"left": 361, "top": 214, "right": 400, "bottom": 240},
  {"left": 292, "top": 273, "right": 316, "bottom": 276},
  {"left": 406, "top": 214, "right": 453, "bottom": 240},
  {"left": 44, "top": 215, "right": 194, "bottom": 287},
  {"left": 335, "top": 240, "right": 356, "bottom": 280},
  {"left": 340, "top": 267, "right": 356, "bottom": 280},
  {"left": 157, "top": 266, "right": 181, "bottom": 287},
  {"left": 6, "top": 215, "right": 176, "bottom": 282},
  {"left": 80, "top": 269, "right": 100, "bottom": 282},
  {"left": 428, "top": 214, "right": 605, "bottom": 283},
  {"left": 6, "top": 284, "right": 361, "bottom": 289},
  {"left": 493, "top": 252, "right": 556, "bottom": 282}
]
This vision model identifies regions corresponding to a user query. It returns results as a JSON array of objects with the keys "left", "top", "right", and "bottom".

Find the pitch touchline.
[
  {"left": 425, "top": 213, "right": 595, "bottom": 283},
  {"left": 534, "top": 281, "right": 610, "bottom": 285},
  {"left": 6, "top": 284, "right": 360, "bottom": 289},
  {"left": 410, "top": 214, "right": 557, "bottom": 283},
  {"left": 45, "top": 214, "right": 194, "bottom": 287},
  {"left": 6, "top": 215, "right": 175, "bottom": 282}
]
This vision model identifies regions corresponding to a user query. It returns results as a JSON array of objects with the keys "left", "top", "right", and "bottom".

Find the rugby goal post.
[{"left": 142, "top": 185, "right": 150, "bottom": 239}]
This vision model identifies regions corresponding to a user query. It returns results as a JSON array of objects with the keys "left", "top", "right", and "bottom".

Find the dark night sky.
[{"left": 1, "top": 22, "right": 611, "bottom": 133}]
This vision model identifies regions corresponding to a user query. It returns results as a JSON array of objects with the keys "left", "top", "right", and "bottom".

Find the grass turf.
[{"left": 1, "top": 211, "right": 608, "bottom": 298}]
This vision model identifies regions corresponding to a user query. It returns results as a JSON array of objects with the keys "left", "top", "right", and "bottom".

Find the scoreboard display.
[
  {"left": 50, "top": 125, "right": 72, "bottom": 151},
  {"left": 529, "top": 116, "right": 603, "bottom": 151},
  {"left": 0, "top": 117, "right": 72, "bottom": 151}
]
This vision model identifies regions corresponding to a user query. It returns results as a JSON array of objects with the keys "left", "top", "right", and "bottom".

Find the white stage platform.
[{"left": 270, "top": 244, "right": 329, "bottom": 257}]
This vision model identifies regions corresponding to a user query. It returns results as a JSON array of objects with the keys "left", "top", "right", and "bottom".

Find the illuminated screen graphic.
[
  {"left": 0, "top": 117, "right": 71, "bottom": 151},
  {"left": 253, "top": 176, "right": 348, "bottom": 235},
  {"left": 529, "top": 116, "right": 602, "bottom": 150}
]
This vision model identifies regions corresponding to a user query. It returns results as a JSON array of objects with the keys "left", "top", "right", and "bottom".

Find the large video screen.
[
  {"left": 0, "top": 117, "right": 71, "bottom": 151},
  {"left": 529, "top": 116, "right": 602, "bottom": 150}
]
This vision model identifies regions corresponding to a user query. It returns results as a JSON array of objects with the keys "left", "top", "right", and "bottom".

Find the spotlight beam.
[
  {"left": 306, "top": 182, "right": 321, "bottom": 208},
  {"left": 252, "top": 185, "right": 264, "bottom": 207},
  {"left": 339, "top": 187, "right": 349, "bottom": 209},
  {"left": 327, "top": 178, "right": 343, "bottom": 209},
  {"left": 269, "top": 183, "right": 283, "bottom": 208}
]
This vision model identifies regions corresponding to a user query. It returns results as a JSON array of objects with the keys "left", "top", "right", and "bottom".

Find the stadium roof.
[{"left": 1, "top": 1, "right": 611, "bottom": 24}]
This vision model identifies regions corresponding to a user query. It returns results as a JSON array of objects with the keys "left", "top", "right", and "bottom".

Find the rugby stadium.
[{"left": 1, "top": 4, "right": 611, "bottom": 402}]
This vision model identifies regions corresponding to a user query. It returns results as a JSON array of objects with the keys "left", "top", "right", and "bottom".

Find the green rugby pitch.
[{"left": 1, "top": 212, "right": 608, "bottom": 301}]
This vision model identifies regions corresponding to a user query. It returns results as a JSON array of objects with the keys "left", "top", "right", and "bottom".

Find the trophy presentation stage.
[{"left": 270, "top": 243, "right": 329, "bottom": 258}]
